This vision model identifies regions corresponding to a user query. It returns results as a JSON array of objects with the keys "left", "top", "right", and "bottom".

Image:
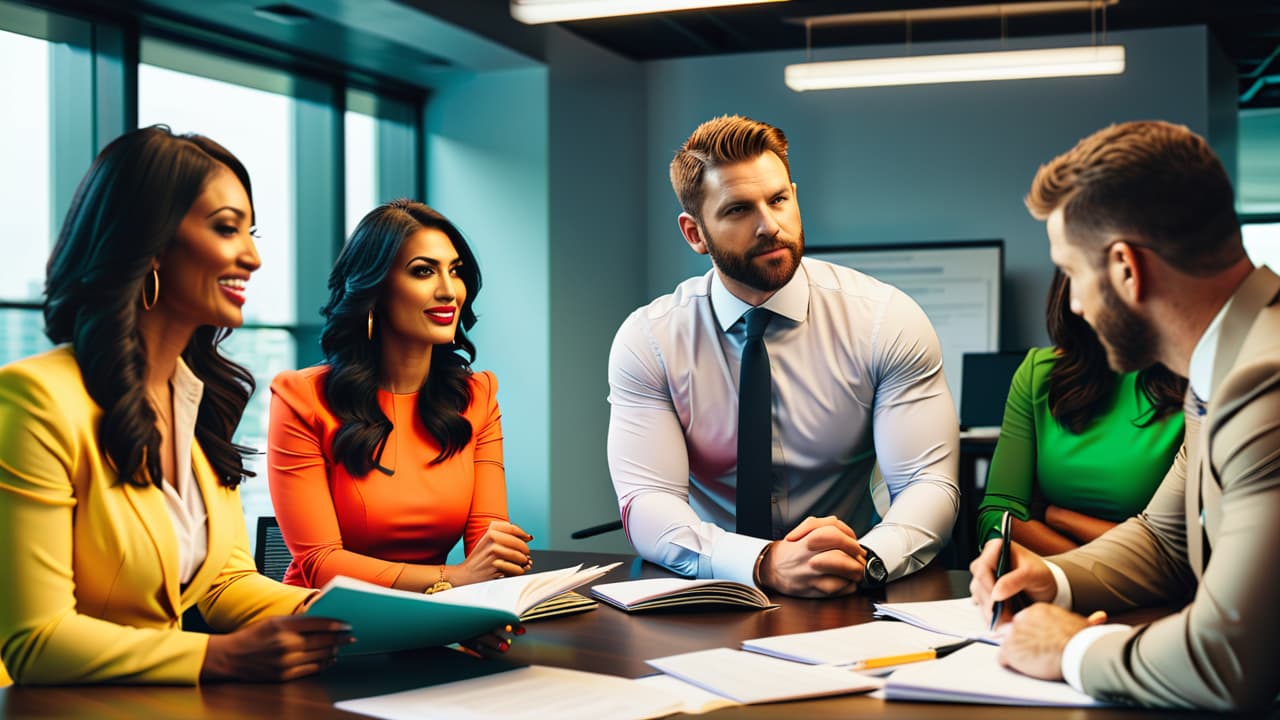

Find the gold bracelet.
[
  {"left": 752, "top": 543, "right": 773, "bottom": 587},
  {"left": 425, "top": 565, "right": 452, "bottom": 594}
]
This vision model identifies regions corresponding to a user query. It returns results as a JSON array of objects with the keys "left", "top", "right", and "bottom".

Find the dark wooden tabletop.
[{"left": 1, "top": 549, "right": 1272, "bottom": 719}]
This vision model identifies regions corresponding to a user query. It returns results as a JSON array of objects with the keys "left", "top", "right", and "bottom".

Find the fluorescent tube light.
[
  {"left": 785, "top": 45, "right": 1125, "bottom": 91},
  {"left": 511, "top": 0, "right": 788, "bottom": 25}
]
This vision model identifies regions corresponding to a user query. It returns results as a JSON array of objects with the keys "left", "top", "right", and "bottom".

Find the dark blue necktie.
[{"left": 736, "top": 308, "right": 774, "bottom": 538}]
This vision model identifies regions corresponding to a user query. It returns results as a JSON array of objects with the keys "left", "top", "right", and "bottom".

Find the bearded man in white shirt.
[{"left": 607, "top": 115, "right": 960, "bottom": 598}]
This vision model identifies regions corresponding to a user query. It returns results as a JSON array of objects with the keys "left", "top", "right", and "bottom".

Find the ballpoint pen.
[
  {"left": 849, "top": 639, "right": 974, "bottom": 672},
  {"left": 989, "top": 509, "right": 1014, "bottom": 631}
]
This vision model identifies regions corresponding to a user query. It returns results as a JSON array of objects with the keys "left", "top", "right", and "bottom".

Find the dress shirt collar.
[
  {"left": 1187, "top": 296, "right": 1231, "bottom": 404},
  {"left": 710, "top": 258, "right": 811, "bottom": 333}
]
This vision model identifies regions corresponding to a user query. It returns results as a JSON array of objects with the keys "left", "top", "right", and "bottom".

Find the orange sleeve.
[
  {"left": 463, "top": 370, "right": 508, "bottom": 555},
  {"left": 266, "top": 370, "right": 405, "bottom": 588}
]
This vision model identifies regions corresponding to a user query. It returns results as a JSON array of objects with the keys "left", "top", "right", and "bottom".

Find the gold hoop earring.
[
  {"left": 142, "top": 269, "right": 160, "bottom": 311},
  {"left": 367, "top": 309, "right": 374, "bottom": 341}
]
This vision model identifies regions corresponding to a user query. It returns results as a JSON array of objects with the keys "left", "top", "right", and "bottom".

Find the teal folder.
[{"left": 305, "top": 564, "right": 618, "bottom": 655}]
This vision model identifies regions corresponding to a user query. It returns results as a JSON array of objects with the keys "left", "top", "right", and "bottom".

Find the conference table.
[{"left": 1, "top": 550, "right": 1271, "bottom": 719}]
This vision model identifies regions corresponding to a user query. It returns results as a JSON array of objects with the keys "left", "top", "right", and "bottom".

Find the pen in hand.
[{"left": 989, "top": 510, "right": 1014, "bottom": 631}]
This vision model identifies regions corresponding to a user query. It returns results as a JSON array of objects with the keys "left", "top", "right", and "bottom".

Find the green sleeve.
[{"left": 976, "top": 348, "right": 1043, "bottom": 549}]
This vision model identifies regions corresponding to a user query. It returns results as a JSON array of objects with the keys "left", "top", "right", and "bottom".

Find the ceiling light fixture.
[
  {"left": 786, "top": 45, "right": 1124, "bottom": 90},
  {"left": 784, "top": 0, "right": 1124, "bottom": 92},
  {"left": 510, "top": 0, "right": 788, "bottom": 25}
]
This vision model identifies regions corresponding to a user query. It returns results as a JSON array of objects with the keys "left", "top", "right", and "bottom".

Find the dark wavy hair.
[
  {"left": 44, "top": 125, "right": 259, "bottom": 488},
  {"left": 321, "top": 200, "right": 482, "bottom": 476},
  {"left": 1045, "top": 269, "right": 1186, "bottom": 433}
]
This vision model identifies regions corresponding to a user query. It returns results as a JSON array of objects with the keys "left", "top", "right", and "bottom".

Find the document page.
[
  {"left": 873, "top": 597, "right": 998, "bottom": 642},
  {"left": 645, "top": 647, "right": 881, "bottom": 704},
  {"left": 335, "top": 665, "right": 682, "bottom": 720},
  {"left": 885, "top": 643, "right": 1105, "bottom": 707},
  {"left": 742, "top": 620, "right": 959, "bottom": 665},
  {"left": 634, "top": 674, "right": 741, "bottom": 715}
]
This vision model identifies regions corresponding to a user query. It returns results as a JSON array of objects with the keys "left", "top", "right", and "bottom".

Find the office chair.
[{"left": 254, "top": 516, "right": 293, "bottom": 582}]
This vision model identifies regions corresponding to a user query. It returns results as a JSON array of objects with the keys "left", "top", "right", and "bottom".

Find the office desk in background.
[{"left": 0, "top": 550, "right": 1254, "bottom": 720}]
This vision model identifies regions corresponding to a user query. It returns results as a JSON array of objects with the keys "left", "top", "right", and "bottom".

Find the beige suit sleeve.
[{"left": 1061, "top": 370, "right": 1280, "bottom": 710}]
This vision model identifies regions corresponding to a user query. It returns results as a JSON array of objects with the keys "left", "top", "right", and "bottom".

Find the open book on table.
[
  {"left": 589, "top": 577, "right": 774, "bottom": 612},
  {"left": 305, "top": 563, "right": 619, "bottom": 655}
]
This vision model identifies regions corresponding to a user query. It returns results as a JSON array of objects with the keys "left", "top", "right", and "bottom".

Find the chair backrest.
[{"left": 255, "top": 516, "right": 293, "bottom": 582}]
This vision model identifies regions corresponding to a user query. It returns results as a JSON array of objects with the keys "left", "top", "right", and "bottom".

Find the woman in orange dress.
[{"left": 268, "top": 200, "right": 532, "bottom": 595}]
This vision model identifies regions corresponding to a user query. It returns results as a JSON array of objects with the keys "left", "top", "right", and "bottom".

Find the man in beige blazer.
[{"left": 969, "top": 120, "right": 1280, "bottom": 710}]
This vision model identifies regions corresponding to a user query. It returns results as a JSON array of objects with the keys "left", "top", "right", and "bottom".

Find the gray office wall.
[
  {"left": 644, "top": 26, "right": 1225, "bottom": 350},
  {"left": 546, "top": 28, "right": 646, "bottom": 553},
  {"left": 425, "top": 67, "right": 553, "bottom": 546}
]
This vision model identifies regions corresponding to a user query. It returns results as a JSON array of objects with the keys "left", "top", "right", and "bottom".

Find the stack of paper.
[
  {"left": 590, "top": 577, "right": 774, "bottom": 612},
  {"left": 884, "top": 642, "right": 1105, "bottom": 707},
  {"left": 872, "top": 597, "right": 998, "bottom": 643},
  {"left": 645, "top": 647, "right": 881, "bottom": 704}
]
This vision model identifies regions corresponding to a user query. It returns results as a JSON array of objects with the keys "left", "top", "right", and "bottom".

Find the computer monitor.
[{"left": 959, "top": 351, "right": 1027, "bottom": 430}]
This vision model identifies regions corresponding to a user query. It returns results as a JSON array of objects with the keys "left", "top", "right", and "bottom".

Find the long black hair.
[
  {"left": 321, "top": 199, "right": 482, "bottom": 476},
  {"left": 44, "top": 125, "right": 259, "bottom": 488},
  {"left": 1045, "top": 269, "right": 1185, "bottom": 433}
]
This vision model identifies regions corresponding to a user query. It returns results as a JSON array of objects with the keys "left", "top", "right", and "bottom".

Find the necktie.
[{"left": 736, "top": 308, "right": 774, "bottom": 538}]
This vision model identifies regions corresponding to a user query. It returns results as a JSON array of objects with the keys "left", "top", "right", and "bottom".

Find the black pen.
[{"left": 989, "top": 510, "right": 1013, "bottom": 631}]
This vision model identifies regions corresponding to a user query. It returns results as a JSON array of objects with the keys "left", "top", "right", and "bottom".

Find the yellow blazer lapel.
[{"left": 121, "top": 479, "right": 181, "bottom": 618}]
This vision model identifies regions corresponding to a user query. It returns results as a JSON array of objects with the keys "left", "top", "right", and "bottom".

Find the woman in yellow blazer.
[{"left": 0, "top": 126, "right": 351, "bottom": 685}]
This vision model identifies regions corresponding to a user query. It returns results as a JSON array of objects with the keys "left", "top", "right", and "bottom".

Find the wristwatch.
[{"left": 861, "top": 547, "right": 888, "bottom": 589}]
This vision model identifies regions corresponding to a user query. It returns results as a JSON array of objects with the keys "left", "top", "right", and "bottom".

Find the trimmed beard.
[
  {"left": 1092, "top": 276, "right": 1160, "bottom": 373},
  {"left": 702, "top": 226, "right": 805, "bottom": 294}
]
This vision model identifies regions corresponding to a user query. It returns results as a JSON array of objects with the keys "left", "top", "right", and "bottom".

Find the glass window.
[
  {"left": 1243, "top": 222, "right": 1280, "bottom": 269},
  {"left": 139, "top": 54, "right": 300, "bottom": 546},
  {"left": 345, "top": 91, "right": 379, "bottom": 237},
  {"left": 0, "top": 27, "right": 52, "bottom": 306}
]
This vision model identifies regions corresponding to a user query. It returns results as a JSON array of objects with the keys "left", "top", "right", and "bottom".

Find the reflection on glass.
[
  {"left": 0, "top": 309, "right": 52, "bottom": 366},
  {"left": 219, "top": 328, "right": 296, "bottom": 554},
  {"left": 0, "top": 28, "right": 52, "bottom": 303}
]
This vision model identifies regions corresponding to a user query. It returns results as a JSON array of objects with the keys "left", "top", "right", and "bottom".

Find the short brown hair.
[
  {"left": 1026, "top": 120, "right": 1243, "bottom": 275},
  {"left": 670, "top": 115, "right": 791, "bottom": 220}
]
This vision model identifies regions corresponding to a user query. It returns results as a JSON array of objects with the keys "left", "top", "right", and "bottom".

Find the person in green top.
[{"left": 976, "top": 269, "right": 1186, "bottom": 554}]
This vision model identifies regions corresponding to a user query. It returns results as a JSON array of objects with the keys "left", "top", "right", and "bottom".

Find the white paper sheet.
[
  {"left": 885, "top": 643, "right": 1105, "bottom": 707},
  {"left": 873, "top": 597, "right": 999, "bottom": 642},
  {"left": 634, "top": 674, "right": 741, "bottom": 715},
  {"left": 742, "top": 620, "right": 961, "bottom": 665},
  {"left": 334, "top": 665, "right": 681, "bottom": 720},
  {"left": 645, "top": 647, "right": 881, "bottom": 704}
]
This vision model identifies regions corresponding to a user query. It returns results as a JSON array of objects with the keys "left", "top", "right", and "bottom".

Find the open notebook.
[{"left": 590, "top": 578, "right": 773, "bottom": 612}]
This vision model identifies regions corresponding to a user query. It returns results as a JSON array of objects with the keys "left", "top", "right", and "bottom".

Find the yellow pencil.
[{"left": 849, "top": 639, "right": 973, "bottom": 671}]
